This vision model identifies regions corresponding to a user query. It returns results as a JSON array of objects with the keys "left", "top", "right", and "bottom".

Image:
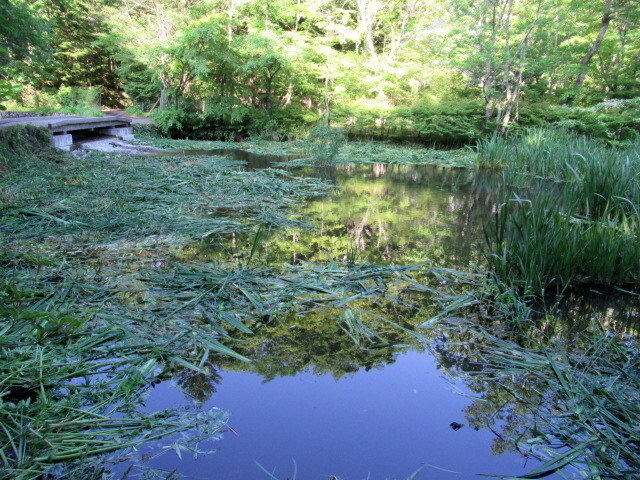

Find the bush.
[
  {"left": 0, "top": 125, "right": 62, "bottom": 169},
  {"left": 406, "top": 97, "right": 491, "bottom": 146},
  {"left": 334, "top": 97, "right": 492, "bottom": 147},
  {"left": 518, "top": 99, "right": 640, "bottom": 146},
  {"left": 303, "top": 126, "right": 345, "bottom": 164},
  {"left": 152, "top": 102, "right": 204, "bottom": 138}
]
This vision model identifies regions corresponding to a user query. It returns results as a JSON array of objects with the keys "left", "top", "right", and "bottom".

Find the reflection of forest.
[
  {"left": 172, "top": 306, "right": 426, "bottom": 402},
  {"left": 171, "top": 163, "right": 638, "bottom": 474},
  {"left": 256, "top": 164, "right": 501, "bottom": 266}
]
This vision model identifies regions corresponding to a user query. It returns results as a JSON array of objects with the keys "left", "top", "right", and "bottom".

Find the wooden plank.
[{"left": 0, "top": 115, "right": 132, "bottom": 132}]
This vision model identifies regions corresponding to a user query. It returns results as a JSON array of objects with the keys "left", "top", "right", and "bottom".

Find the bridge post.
[
  {"left": 51, "top": 133, "right": 73, "bottom": 150},
  {"left": 95, "top": 126, "right": 134, "bottom": 140}
]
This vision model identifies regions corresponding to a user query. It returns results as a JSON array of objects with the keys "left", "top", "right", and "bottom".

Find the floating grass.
[
  {"left": 419, "top": 267, "right": 640, "bottom": 479},
  {"left": 0, "top": 151, "right": 334, "bottom": 244},
  {"left": 0, "top": 263, "right": 229, "bottom": 479}
]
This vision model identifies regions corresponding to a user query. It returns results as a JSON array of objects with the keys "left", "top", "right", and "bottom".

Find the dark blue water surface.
[{"left": 142, "top": 351, "right": 537, "bottom": 480}]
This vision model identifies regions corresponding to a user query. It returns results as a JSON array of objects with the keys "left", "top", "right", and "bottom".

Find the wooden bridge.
[{"left": 0, "top": 115, "right": 134, "bottom": 150}]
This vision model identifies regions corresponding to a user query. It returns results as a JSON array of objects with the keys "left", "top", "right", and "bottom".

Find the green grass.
[{"left": 477, "top": 128, "right": 640, "bottom": 296}]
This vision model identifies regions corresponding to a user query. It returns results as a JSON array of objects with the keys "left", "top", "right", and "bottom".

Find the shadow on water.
[{"left": 150, "top": 147, "right": 296, "bottom": 170}]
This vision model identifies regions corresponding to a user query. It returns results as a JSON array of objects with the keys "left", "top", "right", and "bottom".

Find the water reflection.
[
  {"left": 191, "top": 162, "right": 501, "bottom": 268},
  {"left": 134, "top": 153, "right": 635, "bottom": 479}
]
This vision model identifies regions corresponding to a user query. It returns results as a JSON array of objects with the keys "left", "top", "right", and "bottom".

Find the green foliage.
[
  {"left": 0, "top": 80, "right": 21, "bottom": 111},
  {"left": 405, "top": 97, "right": 491, "bottom": 146},
  {"left": 518, "top": 100, "right": 640, "bottom": 146},
  {"left": 335, "top": 98, "right": 491, "bottom": 147},
  {"left": 303, "top": 126, "right": 345, "bottom": 164},
  {"left": 0, "top": 125, "right": 61, "bottom": 169},
  {"left": 32, "top": 0, "right": 123, "bottom": 106},
  {"left": 479, "top": 128, "right": 640, "bottom": 294},
  {"left": 55, "top": 86, "right": 104, "bottom": 117},
  {"left": 0, "top": 0, "right": 50, "bottom": 73},
  {"left": 152, "top": 101, "right": 203, "bottom": 138}
]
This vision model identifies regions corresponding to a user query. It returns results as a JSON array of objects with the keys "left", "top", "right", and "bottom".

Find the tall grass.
[
  {"left": 485, "top": 195, "right": 640, "bottom": 294},
  {"left": 478, "top": 128, "right": 640, "bottom": 295}
]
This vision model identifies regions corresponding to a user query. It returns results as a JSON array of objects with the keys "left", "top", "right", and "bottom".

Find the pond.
[{"left": 112, "top": 151, "right": 588, "bottom": 480}]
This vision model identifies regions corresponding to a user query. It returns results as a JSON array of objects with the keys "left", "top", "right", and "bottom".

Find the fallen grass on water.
[
  {"left": 2, "top": 130, "right": 639, "bottom": 479},
  {"left": 0, "top": 256, "right": 229, "bottom": 479},
  {"left": 418, "top": 267, "right": 640, "bottom": 479},
  {"left": 0, "top": 144, "right": 432, "bottom": 477},
  {"left": 0, "top": 151, "right": 333, "bottom": 245},
  {"left": 134, "top": 134, "right": 475, "bottom": 168}
]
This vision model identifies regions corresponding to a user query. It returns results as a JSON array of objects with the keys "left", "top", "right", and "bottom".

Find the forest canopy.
[{"left": 1, "top": 0, "right": 639, "bottom": 142}]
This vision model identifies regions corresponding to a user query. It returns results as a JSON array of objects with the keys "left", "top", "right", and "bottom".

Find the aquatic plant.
[
  {"left": 303, "top": 126, "right": 345, "bottom": 165},
  {"left": 0, "top": 256, "right": 229, "bottom": 479},
  {"left": 484, "top": 195, "right": 640, "bottom": 294},
  {"left": 467, "top": 328, "right": 640, "bottom": 479},
  {"left": 420, "top": 267, "right": 640, "bottom": 479},
  {"left": 477, "top": 128, "right": 640, "bottom": 295},
  {"left": 0, "top": 151, "right": 334, "bottom": 244}
]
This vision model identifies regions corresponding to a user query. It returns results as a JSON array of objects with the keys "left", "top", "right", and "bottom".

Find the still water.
[{"left": 127, "top": 151, "right": 572, "bottom": 479}]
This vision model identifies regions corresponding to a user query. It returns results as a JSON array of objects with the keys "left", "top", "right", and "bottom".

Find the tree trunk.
[{"left": 574, "top": 0, "right": 613, "bottom": 91}]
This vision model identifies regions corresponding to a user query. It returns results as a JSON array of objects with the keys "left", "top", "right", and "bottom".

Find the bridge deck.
[{"left": 0, "top": 115, "right": 132, "bottom": 133}]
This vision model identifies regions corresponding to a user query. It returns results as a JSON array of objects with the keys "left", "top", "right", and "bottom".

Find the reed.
[
  {"left": 478, "top": 128, "right": 640, "bottom": 296},
  {"left": 484, "top": 195, "right": 640, "bottom": 294}
]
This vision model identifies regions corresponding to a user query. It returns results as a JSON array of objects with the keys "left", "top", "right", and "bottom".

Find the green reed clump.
[
  {"left": 478, "top": 128, "right": 640, "bottom": 295},
  {"left": 484, "top": 195, "right": 640, "bottom": 294},
  {"left": 477, "top": 128, "right": 602, "bottom": 175},
  {"left": 303, "top": 126, "right": 345, "bottom": 165},
  {"left": 477, "top": 128, "right": 640, "bottom": 204}
]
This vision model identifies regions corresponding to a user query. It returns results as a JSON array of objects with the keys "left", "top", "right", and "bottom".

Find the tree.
[{"left": 0, "top": 0, "right": 50, "bottom": 108}]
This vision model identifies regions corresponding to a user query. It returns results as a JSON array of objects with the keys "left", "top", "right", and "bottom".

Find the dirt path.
[{"left": 102, "top": 109, "right": 154, "bottom": 124}]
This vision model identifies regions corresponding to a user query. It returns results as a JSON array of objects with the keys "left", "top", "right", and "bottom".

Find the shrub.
[
  {"left": 303, "top": 126, "right": 345, "bottom": 164},
  {"left": 518, "top": 99, "right": 640, "bottom": 146},
  {"left": 152, "top": 102, "right": 204, "bottom": 138},
  {"left": 0, "top": 125, "right": 62, "bottom": 169}
]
